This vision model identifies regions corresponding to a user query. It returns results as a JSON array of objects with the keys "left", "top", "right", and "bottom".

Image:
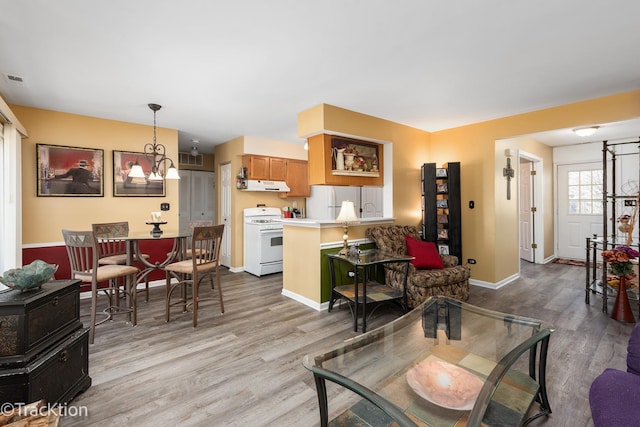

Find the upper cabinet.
[
  {"left": 242, "top": 154, "right": 310, "bottom": 198},
  {"left": 307, "top": 134, "right": 384, "bottom": 186},
  {"left": 243, "top": 155, "right": 286, "bottom": 181},
  {"left": 280, "top": 159, "right": 310, "bottom": 198}
]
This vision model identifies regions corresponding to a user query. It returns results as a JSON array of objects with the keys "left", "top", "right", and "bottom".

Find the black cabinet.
[
  {"left": 421, "top": 162, "right": 462, "bottom": 261},
  {"left": 0, "top": 280, "right": 91, "bottom": 404}
]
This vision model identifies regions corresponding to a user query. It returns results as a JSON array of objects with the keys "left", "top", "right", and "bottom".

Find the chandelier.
[{"left": 129, "top": 103, "right": 180, "bottom": 181}]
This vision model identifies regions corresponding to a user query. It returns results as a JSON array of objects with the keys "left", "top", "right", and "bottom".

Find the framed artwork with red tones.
[
  {"left": 113, "top": 150, "right": 165, "bottom": 197},
  {"left": 36, "top": 144, "right": 104, "bottom": 197}
]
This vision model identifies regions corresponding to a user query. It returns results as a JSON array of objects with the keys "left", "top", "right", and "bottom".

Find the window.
[{"left": 567, "top": 169, "right": 603, "bottom": 215}]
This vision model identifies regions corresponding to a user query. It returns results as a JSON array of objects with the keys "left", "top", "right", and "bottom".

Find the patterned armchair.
[{"left": 366, "top": 225, "right": 470, "bottom": 308}]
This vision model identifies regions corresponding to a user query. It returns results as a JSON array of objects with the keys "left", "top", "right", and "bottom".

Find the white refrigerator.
[{"left": 305, "top": 186, "right": 361, "bottom": 220}]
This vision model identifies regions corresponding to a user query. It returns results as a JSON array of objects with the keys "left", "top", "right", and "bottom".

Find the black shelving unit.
[
  {"left": 421, "top": 162, "right": 462, "bottom": 261},
  {"left": 585, "top": 139, "right": 640, "bottom": 313}
]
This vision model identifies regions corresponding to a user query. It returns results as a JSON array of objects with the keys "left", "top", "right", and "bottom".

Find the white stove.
[{"left": 243, "top": 207, "right": 283, "bottom": 276}]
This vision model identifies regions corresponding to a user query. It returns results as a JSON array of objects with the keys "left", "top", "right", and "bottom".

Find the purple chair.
[{"left": 589, "top": 323, "right": 640, "bottom": 426}]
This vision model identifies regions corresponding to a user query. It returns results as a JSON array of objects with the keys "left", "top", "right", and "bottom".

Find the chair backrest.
[
  {"left": 92, "top": 221, "right": 129, "bottom": 258},
  {"left": 186, "top": 220, "right": 213, "bottom": 249},
  {"left": 62, "top": 229, "right": 98, "bottom": 276},
  {"left": 191, "top": 225, "right": 224, "bottom": 268},
  {"left": 366, "top": 225, "right": 421, "bottom": 255}
]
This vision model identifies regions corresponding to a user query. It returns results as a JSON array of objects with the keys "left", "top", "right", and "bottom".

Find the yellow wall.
[
  {"left": 13, "top": 105, "right": 179, "bottom": 244},
  {"left": 431, "top": 90, "right": 640, "bottom": 283},
  {"left": 298, "top": 92, "right": 640, "bottom": 286}
]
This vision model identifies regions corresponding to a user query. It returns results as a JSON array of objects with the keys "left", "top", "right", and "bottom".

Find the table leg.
[
  {"left": 312, "top": 374, "right": 329, "bottom": 427},
  {"left": 353, "top": 267, "right": 359, "bottom": 332}
]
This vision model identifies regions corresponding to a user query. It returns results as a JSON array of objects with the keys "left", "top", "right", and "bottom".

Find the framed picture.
[
  {"left": 437, "top": 228, "right": 449, "bottom": 240},
  {"left": 436, "top": 168, "right": 448, "bottom": 177},
  {"left": 437, "top": 183, "right": 448, "bottom": 193},
  {"left": 330, "top": 136, "right": 380, "bottom": 177},
  {"left": 113, "top": 150, "right": 165, "bottom": 197},
  {"left": 436, "top": 199, "right": 448, "bottom": 208},
  {"left": 437, "top": 214, "right": 448, "bottom": 224},
  {"left": 37, "top": 144, "right": 103, "bottom": 197},
  {"left": 438, "top": 244, "right": 449, "bottom": 255}
]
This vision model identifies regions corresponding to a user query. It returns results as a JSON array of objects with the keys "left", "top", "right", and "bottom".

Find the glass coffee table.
[{"left": 303, "top": 296, "right": 554, "bottom": 427}]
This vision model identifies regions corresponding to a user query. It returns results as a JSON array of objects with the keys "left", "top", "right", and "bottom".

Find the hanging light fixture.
[
  {"left": 190, "top": 139, "right": 199, "bottom": 157},
  {"left": 128, "top": 103, "right": 180, "bottom": 180}
]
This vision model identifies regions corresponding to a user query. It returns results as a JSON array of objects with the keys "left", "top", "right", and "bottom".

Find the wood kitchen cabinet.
[
  {"left": 280, "top": 159, "right": 310, "bottom": 198},
  {"left": 307, "top": 134, "right": 384, "bottom": 186},
  {"left": 243, "top": 155, "right": 286, "bottom": 181}
]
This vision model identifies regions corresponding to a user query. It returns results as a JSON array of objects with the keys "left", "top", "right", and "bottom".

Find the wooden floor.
[{"left": 59, "top": 261, "right": 636, "bottom": 426}]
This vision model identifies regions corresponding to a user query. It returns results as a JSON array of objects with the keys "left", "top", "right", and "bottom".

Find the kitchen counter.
[{"left": 277, "top": 217, "right": 394, "bottom": 228}]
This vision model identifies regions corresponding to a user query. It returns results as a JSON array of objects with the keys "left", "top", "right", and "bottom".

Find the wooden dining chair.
[
  {"left": 62, "top": 229, "right": 139, "bottom": 344},
  {"left": 92, "top": 221, "right": 151, "bottom": 302},
  {"left": 165, "top": 225, "right": 224, "bottom": 327}
]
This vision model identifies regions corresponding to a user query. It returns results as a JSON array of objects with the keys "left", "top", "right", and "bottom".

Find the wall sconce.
[
  {"left": 336, "top": 200, "right": 360, "bottom": 255},
  {"left": 129, "top": 103, "right": 180, "bottom": 181},
  {"left": 503, "top": 148, "right": 515, "bottom": 200}
]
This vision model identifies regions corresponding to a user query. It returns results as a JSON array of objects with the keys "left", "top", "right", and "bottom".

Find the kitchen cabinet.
[
  {"left": 280, "top": 159, "right": 310, "bottom": 198},
  {"left": 307, "top": 134, "right": 384, "bottom": 186},
  {"left": 179, "top": 170, "right": 216, "bottom": 231},
  {"left": 243, "top": 155, "right": 286, "bottom": 181}
]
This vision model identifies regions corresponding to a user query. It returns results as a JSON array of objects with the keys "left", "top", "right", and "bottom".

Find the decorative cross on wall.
[{"left": 503, "top": 157, "right": 515, "bottom": 200}]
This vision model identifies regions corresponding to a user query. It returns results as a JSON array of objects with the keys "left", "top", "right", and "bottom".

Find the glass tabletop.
[
  {"left": 327, "top": 249, "right": 414, "bottom": 266},
  {"left": 303, "top": 296, "right": 554, "bottom": 426}
]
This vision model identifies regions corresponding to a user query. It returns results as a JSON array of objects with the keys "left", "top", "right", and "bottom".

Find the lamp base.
[{"left": 338, "top": 246, "right": 350, "bottom": 256}]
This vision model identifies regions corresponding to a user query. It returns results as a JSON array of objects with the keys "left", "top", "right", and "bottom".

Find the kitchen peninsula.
[{"left": 279, "top": 217, "right": 393, "bottom": 310}]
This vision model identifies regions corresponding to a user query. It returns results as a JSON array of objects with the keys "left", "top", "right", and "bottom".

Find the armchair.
[{"left": 366, "top": 225, "right": 470, "bottom": 308}]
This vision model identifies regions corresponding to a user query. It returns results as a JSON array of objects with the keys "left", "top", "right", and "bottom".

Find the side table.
[{"left": 327, "top": 249, "right": 413, "bottom": 332}]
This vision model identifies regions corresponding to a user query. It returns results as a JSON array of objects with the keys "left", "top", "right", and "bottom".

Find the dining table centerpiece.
[{"left": 601, "top": 245, "right": 640, "bottom": 322}]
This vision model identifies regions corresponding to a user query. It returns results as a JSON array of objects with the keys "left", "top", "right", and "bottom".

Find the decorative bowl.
[
  {"left": 0, "top": 260, "right": 58, "bottom": 292},
  {"left": 406, "top": 358, "right": 484, "bottom": 410}
]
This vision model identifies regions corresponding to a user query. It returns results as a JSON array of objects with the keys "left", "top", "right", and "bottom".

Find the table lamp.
[{"left": 336, "top": 200, "right": 360, "bottom": 255}]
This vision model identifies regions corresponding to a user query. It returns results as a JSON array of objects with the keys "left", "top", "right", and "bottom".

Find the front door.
[{"left": 557, "top": 162, "right": 603, "bottom": 260}]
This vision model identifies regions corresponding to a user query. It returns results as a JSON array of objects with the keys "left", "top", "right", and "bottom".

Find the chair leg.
[
  {"left": 193, "top": 271, "right": 199, "bottom": 328},
  {"left": 90, "top": 282, "right": 98, "bottom": 344},
  {"left": 127, "top": 273, "right": 137, "bottom": 326},
  {"left": 165, "top": 271, "right": 172, "bottom": 323},
  {"left": 215, "top": 267, "right": 224, "bottom": 314}
]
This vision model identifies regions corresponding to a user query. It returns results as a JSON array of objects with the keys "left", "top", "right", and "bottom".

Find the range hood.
[{"left": 244, "top": 179, "right": 291, "bottom": 192}]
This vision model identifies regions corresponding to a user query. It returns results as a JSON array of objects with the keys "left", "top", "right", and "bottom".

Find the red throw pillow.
[{"left": 405, "top": 236, "right": 444, "bottom": 269}]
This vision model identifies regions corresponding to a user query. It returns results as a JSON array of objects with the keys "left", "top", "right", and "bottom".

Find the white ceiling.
[{"left": 1, "top": 1, "right": 639, "bottom": 153}]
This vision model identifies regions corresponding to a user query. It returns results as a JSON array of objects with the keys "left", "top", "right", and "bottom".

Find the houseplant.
[{"left": 601, "top": 245, "right": 640, "bottom": 322}]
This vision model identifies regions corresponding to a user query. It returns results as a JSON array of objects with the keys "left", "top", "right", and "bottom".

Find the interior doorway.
[
  {"left": 518, "top": 151, "right": 544, "bottom": 264},
  {"left": 220, "top": 162, "right": 232, "bottom": 267}
]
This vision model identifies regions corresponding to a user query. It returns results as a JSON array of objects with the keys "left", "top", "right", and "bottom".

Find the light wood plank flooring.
[{"left": 59, "top": 261, "right": 635, "bottom": 426}]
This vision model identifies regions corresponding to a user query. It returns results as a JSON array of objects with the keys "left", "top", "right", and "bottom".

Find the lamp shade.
[
  {"left": 336, "top": 201, "right": 359, "bottom": 224},
  {"left": 128, "top": 163, "right": 145, "bottom": 178}
]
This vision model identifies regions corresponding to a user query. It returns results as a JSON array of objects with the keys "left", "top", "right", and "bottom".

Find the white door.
[
  {"left": 178, "top": 170, "right": 191, "bottom": 231},
  {"left": 519, "top": 161, "right": 534, "bottom": 262},
  {"left": 557, "top": 162, "right": 603, "bottom": 260},
  {"left": 220, "top": 163, "right": 232, "bottom": 267},
  {"left": 190, "top": 171, "right": 215, "bottom": 222}
]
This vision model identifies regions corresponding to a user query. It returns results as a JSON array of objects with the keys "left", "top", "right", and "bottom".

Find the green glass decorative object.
[{"left": 0, "top": 260, "right": 58, "bottom": 292}]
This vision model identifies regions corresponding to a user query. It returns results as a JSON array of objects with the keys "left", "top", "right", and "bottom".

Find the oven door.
[{"left": 259, "top": 228, "right": 283, "bottom": 264}]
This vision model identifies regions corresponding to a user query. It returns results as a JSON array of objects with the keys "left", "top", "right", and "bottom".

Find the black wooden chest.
[
  {"left": 0, "top": 280, "right": 83, "bottom": 367},
  {"left": 0, "top": 280, "right": 90, "bottom": 404},
  {"left": 0, "top": 328, "right": 90, "bottom": 405}
]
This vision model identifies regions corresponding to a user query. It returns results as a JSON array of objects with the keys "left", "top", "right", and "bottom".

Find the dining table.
[{"left": 121, "top": 228, "right": 192, "bottom": 289}]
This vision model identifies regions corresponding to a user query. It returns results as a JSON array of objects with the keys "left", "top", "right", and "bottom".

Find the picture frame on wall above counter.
[
  {"left": 331, "top": 136, "right": 380, "bottom": 178},
  {"left": 36, "top": 143, "right": 104, "bottom": 197},
  {"left": 113, "top": 150, "right": 165, "bottom": 197}
]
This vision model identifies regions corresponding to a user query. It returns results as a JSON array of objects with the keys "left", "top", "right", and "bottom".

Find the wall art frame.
[
  {"left": 36, "top": 143, "right": 104, "bottom": 197},
  {"left": 113, "top": 150, "right": 165, "bottom": 197}
]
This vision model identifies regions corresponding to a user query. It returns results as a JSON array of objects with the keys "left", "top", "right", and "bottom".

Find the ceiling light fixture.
[
  {"left": 573, "top": 126, "right": 600, "bottom": 137},
  {"left": 190, "top": 139, "right": 200, "bottom": 157},
  {"left": 129, "top": 103, "right": 180, "bottom": 181}
]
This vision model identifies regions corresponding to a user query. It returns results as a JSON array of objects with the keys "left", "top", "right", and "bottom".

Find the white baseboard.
[{"left": 281, "top": 288, "right": 329, "bottom": 311}]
